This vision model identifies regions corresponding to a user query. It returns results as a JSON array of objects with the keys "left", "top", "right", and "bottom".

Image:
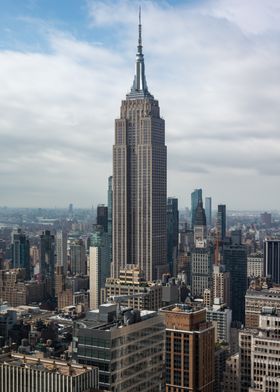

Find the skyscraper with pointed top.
[{"left": 112, "top": 9, "right": 167, "bottom": 281}]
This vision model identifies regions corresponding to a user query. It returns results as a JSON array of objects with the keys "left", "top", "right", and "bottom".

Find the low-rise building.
[{"left": 0, "top": 353, "right": 98, "bottom": 392}]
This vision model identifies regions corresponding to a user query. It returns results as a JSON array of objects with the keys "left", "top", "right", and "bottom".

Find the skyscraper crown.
[{"left": 126, "top": 7, "right": 153, "bottom": 100}]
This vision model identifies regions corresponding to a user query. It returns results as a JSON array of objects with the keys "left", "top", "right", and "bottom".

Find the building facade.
[{"left": 160, "top": 304, "right": 215, "bottom": 392}]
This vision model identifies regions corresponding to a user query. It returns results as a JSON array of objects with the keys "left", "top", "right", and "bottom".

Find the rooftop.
[
  {"left": 1, "top": 354, "right": 94, "bottom": 377},
  {"left": 160, "top": 303, "right": 204, "bottom": 314}
]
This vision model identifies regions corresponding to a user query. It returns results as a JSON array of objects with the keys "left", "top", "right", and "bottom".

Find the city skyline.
[{"left": 1, "top": 0, "right": 280, "bottom": 209}]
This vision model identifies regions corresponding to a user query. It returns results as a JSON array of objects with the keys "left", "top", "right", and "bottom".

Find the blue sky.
[{"left": 0, "top": 0, "right": 280, "bottom": 209}]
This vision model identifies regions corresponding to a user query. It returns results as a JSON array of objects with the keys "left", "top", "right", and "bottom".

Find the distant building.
[
  {"left": 264, "top": 239, "right": 280, "bottom": 284},
  {"left": 191, "top": 247, "right": 213, "bottom": 297},
  {"left": 167, "top": 197, "right": 179, "bottom": 275},
  {"left": 11, "top": 229, "right": 30, "bottom": 280},
  {"left": 205, "top": 197, "right": 212, "bottom": 227},
  {"left": 213, "top": 264, "right": 231, "bottom": 308},
  {"left": 160, "top": 303, "right": 215, "bottom": 392},
  {"left": 217, "top": 204, "right": 226, "bottom": 241},
  {"left": 89, "top": 226, "right": 110, "bottom": 309},
  {"left": 40, "top": 230, "right": 55, "bottom": 297},
  {"left": 55, "top": 230, "right": 67, "bottom": 273},
  {"left": 73, "top": 304, "right": 165, "bottom": 391},
  {"left": 223, "top": 234, "right": 247, "bottom": 324},
  {"left": 247, "top": 252, "right": 263, "bottom": 278},
  {"left": 0, "top": 353, "right": 98, "bottom": 392},
  {"left": 97, "top": 204, "right": 108, "bottom": 232},
  {"left": 260, "top": 211, "right": 272, "bottom": 227},
  {"left": 69, "top": 239, "right": 86, "bottom": 275},
  {"left": 0, "top": 269, "right": 44, "bottom": 307},
  {"left": 193, "top": 199, "right": 207, "bottom": 244},
  {"left": 191, "top": 188, "right": 202, "bottom": 228}
]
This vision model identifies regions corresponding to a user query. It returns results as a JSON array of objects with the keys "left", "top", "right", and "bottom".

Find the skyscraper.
[
  {"left": 205, "top": 196, "right": 212, "bottom": 227},
  {"left": 193, "top": 199, "right": 207, "bottom": 244},
  {"left": 113, "top": 11, "right": 167, "bottom": 281},
  {"left": 55, "top": 230, "right": 67, "bottom": 273},
  {"left": 167, "top": 197, "right": 179, "bottom": 275},
  {"left": 90, "top": 225, "right": 110, "bottom": 309},
  {"left": 191, "top": 188, "right": 202, "bottom": 228},
  {"left": 217, "top": 204, "right": 226, "bottom": 241},
  {"left": 40, "top": 230, "right": 55, "bottom": 297},
  {"left": 264, "top": 239, "right": 280, "bottom": 284},
  {"left": 11, "top": 229, "right": 30, "bottom": 280},
  {"left": 97, "top": 204, "right": 108, "bottom": 232},
  {"left": 223, "top": 232, "right": 247, "bottom": 324}
]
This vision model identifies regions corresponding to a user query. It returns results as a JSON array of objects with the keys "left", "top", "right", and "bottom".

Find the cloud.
[{"left": 0, "top": 0, "right": 280, "bottom": 209}]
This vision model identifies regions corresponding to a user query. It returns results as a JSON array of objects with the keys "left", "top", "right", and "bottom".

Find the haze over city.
[{"left": 1, "top": 0, "right": 280, "bottom": 209}]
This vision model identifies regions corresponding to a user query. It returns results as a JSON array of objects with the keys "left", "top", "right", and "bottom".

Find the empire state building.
[{"left": 112, "top": 11, "right": 167, "bottom": 281}]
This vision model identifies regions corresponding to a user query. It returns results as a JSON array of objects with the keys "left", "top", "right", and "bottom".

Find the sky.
[{"left": 0, "top": 0, "right": 280, "bottom": 210}]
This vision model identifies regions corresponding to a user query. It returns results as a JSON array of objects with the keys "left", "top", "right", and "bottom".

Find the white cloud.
[{"left": 0, "top": 0, "right": 280, "bottom": 209}]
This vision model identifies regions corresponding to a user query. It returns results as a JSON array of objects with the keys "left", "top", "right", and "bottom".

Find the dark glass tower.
[
  {"left": 191, "top": 189, "right": 202, "bottom": 228},
  {"left": 223, "top": 232, "right": 247, "bottom": 324},
  {"left": 113, "top": 11, "right": 167, "bottom": 280},
  {"left": 97, "top": 204, "right": 108, "bottom": 232},
  {"left": 11, "top": 229, "right": 30, "bottom": 280},
  {"left": 167, "top": 197, "right": 179, "bottom": 275},
  {"left": 217, "top": 204, "right": 226, "bottom": 241},
  {"left": 264, "top": 239, "right": 280, "bottom": 284},
  {"left": 40, "top": 230, "right": 55, "bottom": 297}
]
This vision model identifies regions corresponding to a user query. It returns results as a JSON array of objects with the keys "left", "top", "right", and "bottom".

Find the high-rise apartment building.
[
  {"left": 191, "top": 188, "right": 202, "bottom": 228},
  {"left": 73, "top": 303, "right": 165, "bottom": 391},
  {"left": 69, "top": 239, "right": 86, "bottom": 275},
  {"left": 11, "top": 229, "right": 30, "bottom": 280},
  {"left": 160, "top": 303, "right": 215, "bottom": 392},
  {"left": 217, "top": 204, "right": 226, "bottom": 241},
  {"left": 55, "top": 230, "right": 67, "bottom": 273},
  {"left": 205, "top": 197, "right": 212, "bottom": 227},
  {"left": 264, "top": 239, "right": 280, "bottom": 284},
  {"left": 0, "top": 353, "right": 98, "bottom": 392},
  {"left": 167, "top": 197, "right": 179, "bottom": 275},
  {"left": 112, "top": 13, "right": 167, "bottom": 281}
]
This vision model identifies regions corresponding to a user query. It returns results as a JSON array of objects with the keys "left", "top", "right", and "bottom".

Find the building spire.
[
  {"left": 127, "top": 6, "right": 153, "bottom": 100},
  {"left": 138, "top": 6, "right": 142, "bottom": 54}
]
